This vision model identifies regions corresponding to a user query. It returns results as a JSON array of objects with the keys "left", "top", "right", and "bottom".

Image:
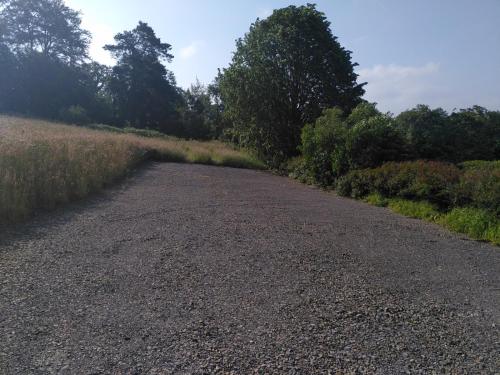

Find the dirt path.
[{"left": 1, "top": 163, "right": 499, "bottom": 374}]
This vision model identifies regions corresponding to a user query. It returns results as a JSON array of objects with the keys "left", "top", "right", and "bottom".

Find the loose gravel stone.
[{"left": 0, "top": 163, "right": 499, "bottom": 374}]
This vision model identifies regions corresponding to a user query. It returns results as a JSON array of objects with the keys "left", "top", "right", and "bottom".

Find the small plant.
[
  {"left": 364, "top": 193, "right": 388, "bottom": 207},
  {"left": 387, "top": 199, "right": 440, "bottom": 221}
]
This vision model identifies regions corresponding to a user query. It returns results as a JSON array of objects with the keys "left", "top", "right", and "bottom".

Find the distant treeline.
[
  {"left": 1, "top": 1, "right": 499, "bottom": 166},
  {"left": 296, "top": 103, "right": 500, "bottom": 186},
  {"left": 0, "top": 0, "right": 221, "bottom": 139}
]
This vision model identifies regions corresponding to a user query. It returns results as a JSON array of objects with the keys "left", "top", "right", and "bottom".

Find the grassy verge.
[
  {"left": 361, "top": 193, "right": 499, "bottom": 246},
  {"left": 439, "top": 208, "right": 500, "bottom": 245},
  {"left": 0, "top": 116, "right": 264, "bottom": 223}
]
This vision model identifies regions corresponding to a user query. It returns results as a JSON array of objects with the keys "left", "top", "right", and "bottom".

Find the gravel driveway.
[{"left": 1, "top": 163, "right": 499, "bottom": 374}]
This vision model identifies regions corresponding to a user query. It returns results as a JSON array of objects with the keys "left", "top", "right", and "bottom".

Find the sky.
[{"left": 64, "top": 0, "right": 500, "bottom": 114}]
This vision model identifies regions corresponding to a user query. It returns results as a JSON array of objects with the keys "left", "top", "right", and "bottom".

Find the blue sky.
[{"left": 65, "top": 0, "right": 500, "bottom": 114}]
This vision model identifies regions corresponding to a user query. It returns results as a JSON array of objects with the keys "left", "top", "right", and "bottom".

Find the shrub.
[
  {"left": 337, "top": 161, "right": 461, "bottom": 206},
  {"left": 346, "top": 115, "right": 408, "bottom": 170},
  {"left": 59, "top": 105, "right": 91, "bottom": 125},
  {"left": 300, "top": 108, "right": 349, "bottom": 186},
  {"left": 336, "top": 169, "right": 375, "bottom": 198},
  {"left": 454, "top": 161, "right": 500, "bottom": 215},
  {"left": 300, "top": 103, "right": 408, "bottom": 186}
]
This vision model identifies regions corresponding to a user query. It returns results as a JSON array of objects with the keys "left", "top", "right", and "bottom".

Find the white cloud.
[
  {"left": 357, "top": 62, "right": 442, "bottom": 113},
  {"left": 179, "top": 42, "right": 200, "bottom": 60}
]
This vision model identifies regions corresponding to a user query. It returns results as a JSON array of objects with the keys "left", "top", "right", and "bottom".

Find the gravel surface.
[{"left": 1, "top": 163, "right": 499, "bottom": 374}]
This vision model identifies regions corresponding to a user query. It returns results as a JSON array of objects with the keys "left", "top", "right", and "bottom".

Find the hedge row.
[{"left": 336, "top": 160, "right": 500, "bottom": 216}]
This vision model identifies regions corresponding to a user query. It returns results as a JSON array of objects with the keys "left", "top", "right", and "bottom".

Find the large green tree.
[
  {"left": 218, "top": 4, "right": 365, "bottom": 165},
  {"left": 104, "top": 22, "right": 182, "bottom": 132},
  {"left": 0, "top": 0, "right": 112, "bottom": 121},
  {"left": 0, "top": 0, "right": 90, "bottom": 64}
]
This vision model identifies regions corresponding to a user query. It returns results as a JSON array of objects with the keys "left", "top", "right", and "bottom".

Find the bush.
[
  {"left": 59, "top": 105, "right": 91, "bottom": 125},
  {"left": 337, "top": 161, "right": 461, "bottom": 206},
  {"left": 454, "top": 161, "right": 500, "bottom": 215},
  {"left": 346, "top": 115, "right": 408, "bottom": 170},
  {"left": 300, "top": 103, "right": 408, "bottom": 186},
  {"left": 336, "top": 169, "right": 375, "bottom": 198},
  {"left": 300, "top": 108, "right": 349, "bottom": 186}
]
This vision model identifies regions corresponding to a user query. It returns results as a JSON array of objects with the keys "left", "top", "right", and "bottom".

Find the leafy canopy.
[
  {"left": 104, "top": 22, "right": 182, "bottom": 132},
  {"left": 218, "top": 4, "right": 365, "bottom": 166},
  {"left": 0, "top": 0, "right": 90, "bottom": 63}
]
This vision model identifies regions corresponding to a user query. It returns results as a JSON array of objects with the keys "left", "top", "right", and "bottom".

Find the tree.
[
  {"left": 346, "top": 114, "right": 407, "bottom": 171},
  {"left": 448, "top": 106, "right": 500, "bottom": 162},
  {"left": 218, "top": 4, "right": 365, "bottom": 165},
  {"left": 12, "top": 53, "right": 96, "bottom": 118},
  {"left": 0, "top": 43, "right": 17, "bottom": 112},
  {"left": 0, "top": 0, "right": 90, "bottom": 64},
  {"left": 300, "top": 103, "right": 407, "bottom": 185},
  {"left": 104, "top": 21, "right": 182, "bottom": 132},
  {"left": 0, "top": 0, "right": 108, "bottom": 120},
  {"left": 180, "top": 80, "right": 214, "bottom": 139},
  {"left": 395, "top": 105, "right": 453, "bottom": 161}
]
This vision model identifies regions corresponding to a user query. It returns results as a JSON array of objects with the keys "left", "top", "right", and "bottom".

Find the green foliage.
[
  {"left": 363, "top": 193, "right": 388, "bottom": 207},
  {"left": 0, "top": 0, "right": 90, "bottom": 63},
  {"left": 336, "top": 160, "right": 500, "bottom": 245},
  {"left": 346, "top": 114, "right": 408, "bottom": 170},
  {"left": 59, "top": 105, "right": 90, "bottom": 125},
  {"left": 395, "top": 105, "right": 452, "bottom": 160},
  {"left": 448, "top": 106, "right": 500, "bottom": 162},
  {"left": 0, "top": 1, "right": 114, "bottom": 124},
  {"left": 286, "top": 156, "right": 315, "bottom": 184},
  {"left": 387, "top": 199, "right": 440, "bottom": 221},
  {"left": 180, "top": 80, "right": 222, "bottom": 139},
  {"left": 396, "top": 105, "right": 500, "bottom": 163},
  {"left": 439, "top": 208, "right": 500, "bottom": 245},
  {"left": 104, "top": 21, "right": 183, "bottom": 134},
  {"left": 454, "top": 160, "right": 500, "bottom": 215},
  {"left": 337, "top": 161, "right": 462, "bottom": 206},
  {"left": 300, "top": 103, "right": 407, "bottom": 186},
  {"left": 300, "top": 108, "right": 349, "bottom": 185},
  {"left": 218, "top": 4, "right": 365, "bottom": 166}
]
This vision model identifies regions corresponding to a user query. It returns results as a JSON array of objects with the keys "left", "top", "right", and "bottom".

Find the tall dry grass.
[{"left": 0, "top": 116, "right": 263, "bottom": 222}]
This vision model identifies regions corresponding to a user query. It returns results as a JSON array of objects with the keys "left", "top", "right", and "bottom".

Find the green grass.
[
  {"left": 360, "top": 194, "right": 499, "bottom": 246},
  {"left": 387, "top": 199, "right": 440, "bottom": 221},
  {"left": 439, "top": 208, "right": 500, "bottom": 245},
  {"left": 363, "top": 193, "right": 388, "bottom": 207}
]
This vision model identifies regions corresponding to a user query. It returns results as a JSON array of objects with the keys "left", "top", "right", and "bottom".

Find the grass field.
[{"left": 0, "top": 116, "right": 263, "bottom": 223}]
